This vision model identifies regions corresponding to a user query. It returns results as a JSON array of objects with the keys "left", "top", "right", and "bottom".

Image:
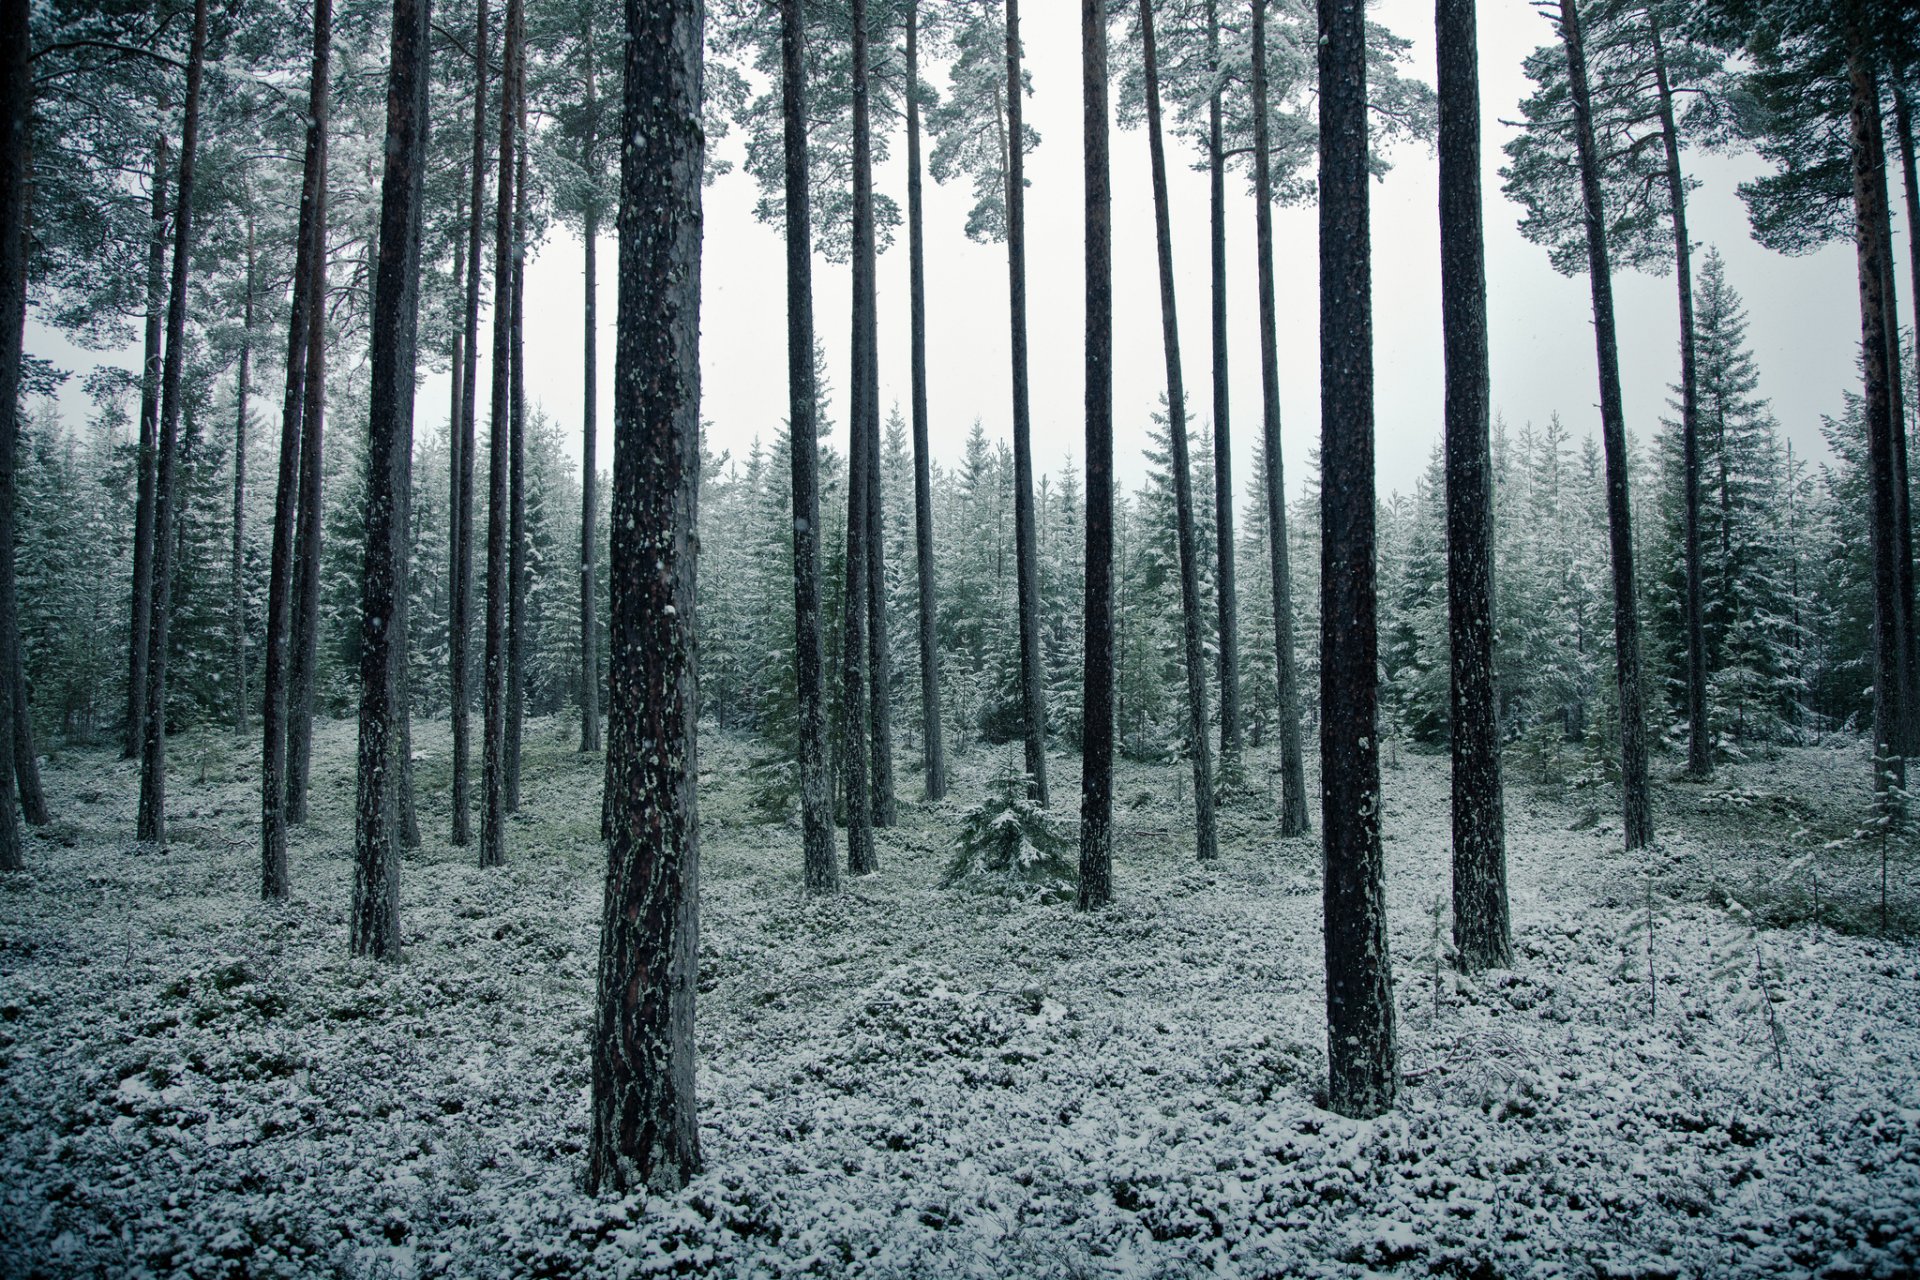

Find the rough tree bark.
[
  {"left": 1251, "top": 0, "right": 1308, "bottom": 839},
  {"left": 1077, "top": 0, "right": 1115, "bottom": 910},
  {"left": 1560, "top": 0, "right": 1652, "bottom": 849},
  {"left": 783, "top": 0, "right": 839, "bottom": 892},
  {"left": 0, "top": 0, "right": 29, "bottom": 868},
  {"left": 231, "top": 217, "right": 254, "bottom": 738},
  {"left": 585, "top": 0, "right": 704, "bottom": 1196},
  {"left": 841, "top": 0, "right": 876, "bottom": 874},
  {"left": 905, "top": 0, "right": 946, "bottom": 802},
  {"left": 482, "top": 0, "right": 523, "bottom": 867},
  {"left": 261, "top": 0, "right": 330, "bottom": 897},
  {"left": 856, "top": 0, "right": 895, "bottom": 829},
  {"left": 284, "top": 184, "right": 329, "bottom": 826},
  {"left": 579, "top": 4, "right": 602, "bottom": 756},
  {"left": 1139, "top": 0, "right": 1218, "bottom": 863},
  {"left": 1002, "top": 0, "right": 1050, "bottom": 807},
  {"left": 1897, "top": 84, "right": 1920, "bottom": 395},
  {"left": 451, "top": 0, "right": 487, "bottom": 847},
  {"left": 506, "top": 74, "right": 529, "bottom": 813},
  {"left": 1437, "top": 0, "right": 1510, "bottom": 971},
  {"left": 126, "top": 134, "right": 169, "bottom": 761},
  {"left": 137, "top": 0, "right": 210, "bottom": 847},
  {"left": 1868, "top": 95, "right": 1919, "bottom": 760},
  {"left": 1206, "top": 0, "right": 1240, "bottom": 771},
  {"left": 1319, "top": 0, "right": 1397, "bottom": 1118},
  {"left": 351, "top": 0, "right": 432, "bottom": 960}
]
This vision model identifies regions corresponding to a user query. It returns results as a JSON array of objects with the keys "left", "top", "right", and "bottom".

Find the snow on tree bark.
[
  {"left": 351, "top": 0, "right": 432, "bottom": 960},
  {"left": 905, "top": 0, "right": 947, "bottom": 804},
  {"left": 136, "top": 0, "right": 210, "bottom": 848},
  {"left": 1318, "top": 0, "right": 1397, "bottom": 1118},
  {"left": 1437, "top": 0, "right": 1510, "bottom": 971},
  {"left": 783, "top": 0, "right": 839, "bottom": 893},
  {"left": 1251, "top": 0, "right": 1309, "bottom": 841},
  {"left": 1558, "top": 0, "right": 1652, "bottom": 850},
  {"left": 1138, "top": 0, "right": 1218, "bottom": 864},
  {"left": 262, "top": 0, "right": 330, "bottom": 898},
  {"left": 586, "top": 0, "right": 704, "bottom": 1195},
  {"left": 1077, "top": 0, "right": 1115, "bottom": 910}
]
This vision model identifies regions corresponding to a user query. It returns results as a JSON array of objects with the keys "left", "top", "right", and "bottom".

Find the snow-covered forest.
[{"left": 2, "top": 0, "right": 1919, "bottom": 1275}]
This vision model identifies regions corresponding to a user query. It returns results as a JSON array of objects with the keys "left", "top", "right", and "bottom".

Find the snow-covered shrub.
[{"left": 942, "top": 775, "right": 1075, "bottom": 902}]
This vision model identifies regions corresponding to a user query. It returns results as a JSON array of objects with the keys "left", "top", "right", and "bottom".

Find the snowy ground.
[{"left": 2, "top": 719, "right": 1918, "bottom": 1279}]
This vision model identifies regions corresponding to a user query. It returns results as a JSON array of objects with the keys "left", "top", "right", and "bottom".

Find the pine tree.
[
  {"left": 1078, "top": 0, "right": 1115, "bottom": 909},
  {"left": 0, "top": 0, "right": 28, "bottom": 868}
]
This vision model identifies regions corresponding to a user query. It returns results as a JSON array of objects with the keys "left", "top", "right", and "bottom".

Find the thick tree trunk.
[
  {"left": 1437, "top": 0, "right": 1509, "bottom": 971},
  {"left": 1848, "top": 38, "right": 1909, "bottom": 790},
  {"left": 1318, "top": 0, "right": 1396, "bottom": 1118},
  {"left": 232, "top": 218, "right": 254, "bottom": 737},
  {"left": 1560, "top": 0, "right": 1652, "bottom": 849},
  {"left": 783, "top": 0, "right": 838, "bottom": 892},
  {"left": 857, "top": 0, "right": 895, "bottom": 830},
  {"left": 0, "top": 0, "right": 29, "bottom": 868},
  {"left": 451, "top": 0, "right": 487, "bottom": 847},
  {"left": 905, "top": 0, "right": 945, "bottom": 802},
  {"left": 1896, "top": 84, "right": 1920, "bottom": 400},
  {"left": 841, "top": 0, "right": 876, "bottom": 874},
  {"left": 1138, "top": 0, "right": 1218, "bottom": 863},
  {"left": 1206, "top": 0, "right": 1240, "bottom": 771},
  {"left": 1077, "top": 0, "right": 1114, "bottom": 910},
  {"left": 1869, "top": 97, "right": 1919, "bottom": 758},
  {"left": 585, "top": 0, "right": 703, "bottom": 1196},
  {"left": 482, "top": 0, "right": 522, "bottom": 867},
  {"left": 506, "top": 121, "right": 529, "bottom": 811},
  {"left": 126, "top": 135, "right": 169, "bottom": 761},
  {"left": 262, "top": 0, "right": 330, "bottom": 898},
  {"left": 1004, "top": 0, "right": 1049, "bottom": 807},
  {"left": 580, "top": 90, "right": 601, "bottom": 756},
  {"left": 1648, "top": 13, "right": 1709, "bottom": 780},
  {"left": 1251, "top": 0, "right": 1308, "bottom": 839},
  {"left": 284, "top": 189, "right": 328, "bottom": 826},
  {"left": 352, "top": 0, "right": 431, "bottom": 960},
  {"left": 137, "top": 0, "right": 210, "bottom": 847}
]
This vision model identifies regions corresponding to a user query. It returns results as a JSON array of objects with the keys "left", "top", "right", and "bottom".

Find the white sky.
[{"left": 30, "top": 0, "right": 1897, "bottom": 506}]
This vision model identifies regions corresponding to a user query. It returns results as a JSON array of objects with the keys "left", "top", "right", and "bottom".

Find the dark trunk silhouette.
[
  {"left": 1437, "top": 0, "right": 1509, "bottom": 971},
  {"left": 137, "top": 0, "right": 210, "bottom": 847},
  {"left": 841, "top": 0, "right": 876, "bottom": 873},
  {"left": 482, "top": 0, "right": 523, "bottom": 867},
  {"left": 1077, "top": 0, "right": 1114, "bottom": 910},
  {"left": 1251, "top": 0, "right": 1308, "bottom": 838},
  {"left": 351, "top": 0, "right": 431, "bottom": 960},
  {"left": 126, "top": 134, "right": 169, "bottom": 761},
  {"left": 1896, "top": 84, "right": 1920, "bottom": 390},
  {"left": 451, "top": 0, "right": 487, "bottom": 846},
  {"left": 1560, "top": 0, "right": 1652, "bottom": 848},
  {"left": 231, "top": 218, "right": 254, "bottom": 737},
  {"left": 1004, "top": 0, "right": 1050, "bottom": 806},
  {"left": 0, "top": 0, "right": 29, "bottom": 867},
  {"left": 1869, "top": 97, "right": 1919, "bottom": 759},
  {"left": 262, "top": 0, "right": 330, "bottom": 897},
  {"left": 783, "top": 0, "right": 838, "bottom": 891},
  {"left": 579, "top": 10, "right": 602, "bottom": 755},
  {"left": 585, "top": 0, "right": 703, "bottom": 1195},
  {"left": 284, "top": 191, "right": 327, "bottom": 826},
  {"left": 905, "top": 0, "right": 946, "bottom": 801},
  {"left": 1206, "top": 0, "right": 1240, "bottom": 770},
  {"left": 1138, "top": 0, "right": 1218, "bottom": 863},
  {"left": 506, "top": 124, "right": 529, "bottom": 811},
  {"left": 1318, "top": 0, "right": 1397, "bottom": 1118}
]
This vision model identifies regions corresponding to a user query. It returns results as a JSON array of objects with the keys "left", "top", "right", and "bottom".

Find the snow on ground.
[{"left": 2, "top": 719, "right": 1918, "bottom": 1279}]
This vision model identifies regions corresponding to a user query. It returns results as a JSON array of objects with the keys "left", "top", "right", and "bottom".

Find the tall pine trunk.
[
  {"left": 1869, "top": 97, "right": 1919, "bottom": 759},
  {"left": 905, "top": 0, "right": 946, "bottom": 802},
  {"left": 1139, "top": 0, "right": 1217, "bottom": 863},
  {"left": 1004, "top": 0, "right": 1049, "bottom": 806},
  {"left": 1206, "top": 0, "right": 1240, "bottom": 771},
  {"left": 482, "top": 0, "right": 523, "bottom": 867},
  {"left": 855, "top": 0, "right": 895, "bottom": 829},
  {"left": 783, "top": 0, "right": 838, "bottom": 892},
  {"left": 585, "top": 0, "right": 703, "bottom": 1194},
  {"left": 0, "top": 0, "right": 29, "bottom": 869},
  {"left": 506, "top": 108, "right": 529, "bottom": 812},
  {"left": 262, "top": 0, "right": 330, "bottom": 897},
  {"left": 1076, "top": 0, "right": 1114, "bottom": 910},
  {"left": 1319, "top": 0, "right": 1396, "bottom": 1118},
  {"left": 1560, "top": 0, "right": 1652, "bottom": 849},
  {"left": 352, "top": 0, "right": 431, "bottom": 960},
  {"left": 451, "top": 0, "right": 487, "bottom": 846},
  {"left": 232, "top": 218, "right": 254, "bottom": 737},
  {"left": 126, "top": 135, "right": 169, "bottom": 761},
  {"left": 1847, "top": 36, "right": 1910, "bottom": 790},
  {"left": 137, "top": 0, "right": 210, "bottom": 847},
  {"left": 841, "top": 0, "right": 876, "bottom": 873},
  {"left": 579, "top": 12, "right": 601, "bottom": 756},
  {"left": 1437, "top": 0, "right": 1509, "bottom": 971},
  {"left": 284, "top": 188, "right": 328, "bottom": 825},
  {"left": 1896, "top": 84, "right": 1920, "bottom": 393},
  {"left": 1251, "top": 0, "right": 1307, "bottom": 838},
  {"left": 1648, "top": 12, "right": 1709, "bottom": 780}
]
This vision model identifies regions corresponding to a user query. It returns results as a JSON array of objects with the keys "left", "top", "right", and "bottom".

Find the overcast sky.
[{"left": 31, "top": 0, "right": 1897, "bottom": 507}]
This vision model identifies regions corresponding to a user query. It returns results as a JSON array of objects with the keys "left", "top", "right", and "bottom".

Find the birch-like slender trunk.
[
  {"left": 450, "top": 0, "right": 488, "bottom": 846},
  {"left": 126, "top": 134, "right": 169, "bottom": 762}
]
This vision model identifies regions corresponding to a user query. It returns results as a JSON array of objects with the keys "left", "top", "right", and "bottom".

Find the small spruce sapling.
[
  {"left": 946, "top": 772, "right": 1075, "bottom": 902},
  {"left": 1709, "top": 897, "right": 1786, "bottom": 1070},
  {"left": 1426, "top": 894, "right": 1456, "bottom": 1026},
  {"left": 1618, "top": 867, "right": 1674, "bottom": 1019}
]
